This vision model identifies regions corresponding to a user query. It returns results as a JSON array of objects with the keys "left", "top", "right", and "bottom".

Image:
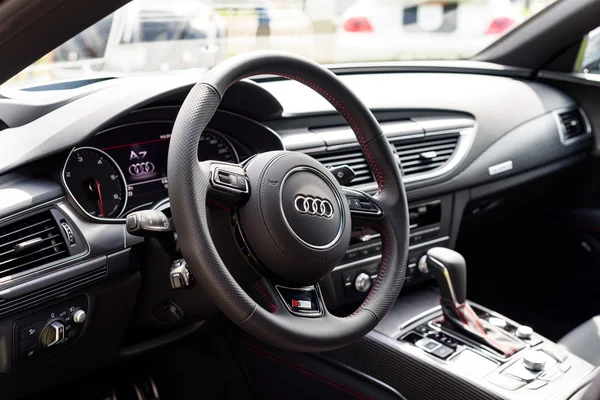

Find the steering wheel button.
[{"left": 348, "top": 197, "right": 361, "bottom": 210}]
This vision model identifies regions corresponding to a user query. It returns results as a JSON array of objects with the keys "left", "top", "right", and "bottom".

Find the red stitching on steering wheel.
[
  {"left": 255, "top": 282, "right": 279, "bottom": 313},
  {"left": 235, "top": 73, "right": 384, "bottom": 193}
]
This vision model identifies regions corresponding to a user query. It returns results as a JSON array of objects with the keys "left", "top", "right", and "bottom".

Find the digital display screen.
[
  {"left": 93, "top": 122, "right": 173, "bottom": 213},
  {"left": 104, "top": 135, "right": 171, "bottom": 197}
]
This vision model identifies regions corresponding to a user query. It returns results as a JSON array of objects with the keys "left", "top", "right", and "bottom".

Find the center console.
[
  {"left": 326, "top": 248, "right": 597, "bottom": 400},
  {"left": 327, "top": 194, "right": 452, "bottom": 308}
]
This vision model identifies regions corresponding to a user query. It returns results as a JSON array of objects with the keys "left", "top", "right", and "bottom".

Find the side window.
[{"left": 577, "top": 27, "right": 600, "bottom": 74}]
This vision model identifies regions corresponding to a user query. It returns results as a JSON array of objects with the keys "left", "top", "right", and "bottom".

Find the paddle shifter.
[{"left": 419, "top": 248, "right": 525, "bottom": 357}]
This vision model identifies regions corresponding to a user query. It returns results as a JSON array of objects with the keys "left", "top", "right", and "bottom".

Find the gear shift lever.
[
  {"left": 419, "top": 247, "right": 467, "bottom": 306},
  {"left": 419, "top": 247, "right": 525, "bottom": 357}
]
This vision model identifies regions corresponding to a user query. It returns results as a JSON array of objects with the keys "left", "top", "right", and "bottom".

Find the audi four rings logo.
[
  {"left": 129, "top": 162, "right": 155, "bottom": 176},
  {"left": 294, "top": 195, "right": 334, "bottom": 218}
]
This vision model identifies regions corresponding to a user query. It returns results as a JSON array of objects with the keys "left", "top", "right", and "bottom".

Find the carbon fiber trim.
[{"left": 326, "top": 332, "right": 504, "bottom": 400}]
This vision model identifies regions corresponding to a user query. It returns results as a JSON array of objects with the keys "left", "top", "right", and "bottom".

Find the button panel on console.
[{"left": 13, "top": 296, "right": 88, "bottom": 365}]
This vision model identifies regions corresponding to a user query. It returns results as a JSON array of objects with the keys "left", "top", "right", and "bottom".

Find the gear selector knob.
[{"left": 420, "top": 247, "right": 467, "bottom": 305}]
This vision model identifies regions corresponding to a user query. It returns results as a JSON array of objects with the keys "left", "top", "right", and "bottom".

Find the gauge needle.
[{"left": 94, "top": 179, "right": 105, "bottom": 218}]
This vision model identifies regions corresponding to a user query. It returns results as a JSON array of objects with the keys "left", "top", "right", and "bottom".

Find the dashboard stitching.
[{"left": 235, "top": 72, "right": 384, "bottom": 193}]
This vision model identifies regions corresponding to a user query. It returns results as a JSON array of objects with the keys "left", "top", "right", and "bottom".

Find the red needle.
[{"left": 94, "top": 179, "right": 105, "bottom": 218}]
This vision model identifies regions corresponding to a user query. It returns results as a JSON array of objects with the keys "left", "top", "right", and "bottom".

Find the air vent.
[
  {"left": 0, "top": 266, "right": 106, "bottom": 317},
  {"left": 0, "top": 211, "right": 68, "bottom": 280},
  {"left": 557, "top": 109, "right": 587, "bottom": 142},
  {"left": 312, "top": 148, "right": 374, "bottom": 186},
  {"left": 392, "top": 133, "right": 460, "bottom": 176}
]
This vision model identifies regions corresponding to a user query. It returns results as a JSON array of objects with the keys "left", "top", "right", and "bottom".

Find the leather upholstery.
[
  {"left": 441, "top": 301, "right": 525, "bottom": 357},
  {"left": 558, "top": 316, "right": 600, "bottom": 366}
]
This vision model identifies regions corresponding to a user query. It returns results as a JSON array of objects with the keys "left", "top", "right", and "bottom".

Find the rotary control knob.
[
  {"left": 73, "top": 309, "right": 87, "bottom": 324},
  {"left": 522, "top": 351, "right": 547, "bottom": 371},
  {"left": 40, "top": 321, "right": 65, "bottom": 347},
  {"left": 516, "top": 325, "right": 533, "bottom": 340},
  {"left": 354, "top": 273, "right": 372, "bottom": 293}
]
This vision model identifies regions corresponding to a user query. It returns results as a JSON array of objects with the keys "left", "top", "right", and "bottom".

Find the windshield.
[{"left": 6, "top": 0, "right": 556, "bottom": 88}]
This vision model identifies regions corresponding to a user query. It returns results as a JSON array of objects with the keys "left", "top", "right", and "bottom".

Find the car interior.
[{"left": 1, "top": 0, "right": 600, "bottom": 399}]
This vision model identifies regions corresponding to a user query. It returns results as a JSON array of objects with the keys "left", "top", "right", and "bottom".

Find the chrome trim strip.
[
  {"left": 427, "top": 255, "right": 459, "bottom": 306},
  {"left": 552, "top": 107, "right": 593, "bottom": 146},
  {"left": 408, "top": 236, "right": 450, "bottom": 250},
  {"left": 333, "top": 255, "right": 381, "bottom": 272}
]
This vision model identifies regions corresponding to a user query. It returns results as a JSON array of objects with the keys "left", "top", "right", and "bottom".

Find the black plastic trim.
[
  {"left": 118, "top": 321, "right": 205, "bottom": 359},
  {"left": 0, "top": 256, "right": 106, "bottom": 300}
]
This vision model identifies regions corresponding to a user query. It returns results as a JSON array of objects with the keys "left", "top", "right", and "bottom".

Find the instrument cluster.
[{"left": 62, "top": 121, "right": 244, "bottom": 219}]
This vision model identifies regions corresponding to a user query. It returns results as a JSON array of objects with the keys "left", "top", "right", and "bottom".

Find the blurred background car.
[
  {"left": 53, "top": 0, "right": 226, "bottom": 74},
  {"left": 335, "top": 0, "right": 524, "bottom": 62},
  {"left": 580, "top": 26, "right": 600, "bottom": 73},
  {"left": 8, "top": 0, "right": 557, "bottom": 88}
]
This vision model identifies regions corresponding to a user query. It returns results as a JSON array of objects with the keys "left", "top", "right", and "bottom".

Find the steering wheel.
[{"left": 167, "top": 51, "right": 409, "bottom": 352}]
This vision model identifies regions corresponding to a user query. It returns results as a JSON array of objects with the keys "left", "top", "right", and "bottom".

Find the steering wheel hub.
[{"left": 239, "top": 151, "right": 351, "bottom": 284}]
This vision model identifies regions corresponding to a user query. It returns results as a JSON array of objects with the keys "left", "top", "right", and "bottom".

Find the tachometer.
[
  {"left": 198, "top": 130, "right": 239, "bottom": 163},
  {"left": 63, "top": 147, "right": 127, "bottom": 219}
]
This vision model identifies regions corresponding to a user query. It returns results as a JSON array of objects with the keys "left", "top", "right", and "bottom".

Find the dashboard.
[{"left": 0, "top": 65, "right": 594, "bottom": 397}]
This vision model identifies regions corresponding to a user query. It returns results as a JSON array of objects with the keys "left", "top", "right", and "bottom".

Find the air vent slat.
[
  {"left": 0, "top": 226, "right": 58, "bottom": 253},
  {"left": 403, "top": 162, "right": 446, "bottom": 174},
  {"left": 0, "top": 244, "right": 67, "bottom": 272},
  {"left": 557, "top": 109, "right": 586, "bottom": 142},
  {"left": 0, "top": 211, "right": 69, "bottom": 280},
  {"left": 305, "top": 127, "right": 462, "bottom": 183},
  {"left": 398, "top": 149, "right": 455, "bottom": 162},
  {"left": 402, "top": 156, "right": 452, "bottom": 168},
  {"left": 394, "top": 138, "right": 458, "bottom": 152},
  {"left": 396, "top": 143, "right": 457, "bottom": 157},
  {"left": 311, "top": 148, "right": 374, "bottom": 188},
  {"left": 0, "top": 218, "right": 53, "bottom": 242},
  {"left": 393, "top": 132, "right": 460, "bottom": 177}
]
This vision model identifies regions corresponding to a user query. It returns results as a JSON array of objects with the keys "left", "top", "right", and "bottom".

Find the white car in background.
[
  {"left": 335, "top": 0, "right": 524, "bottom": 62},
  {"left": 52, "top": 0, "right": 226, "bottom": 76}
]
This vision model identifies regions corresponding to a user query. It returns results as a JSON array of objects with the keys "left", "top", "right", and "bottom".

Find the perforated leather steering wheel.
[{"left": 167, "top": 51, "right": 409, "bottom": 352}]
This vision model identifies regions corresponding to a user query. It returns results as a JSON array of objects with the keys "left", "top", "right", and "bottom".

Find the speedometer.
[
  {"left": 63, "top": 147, "right": 127, "bottom": 219},
  {"left": 198, "top": 130, "right": 239, "bottom": 163}
]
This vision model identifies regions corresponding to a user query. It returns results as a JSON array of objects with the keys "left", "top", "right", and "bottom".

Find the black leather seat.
[{"left": 558, "top": 316, "right": 600, "bottom": 366}]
